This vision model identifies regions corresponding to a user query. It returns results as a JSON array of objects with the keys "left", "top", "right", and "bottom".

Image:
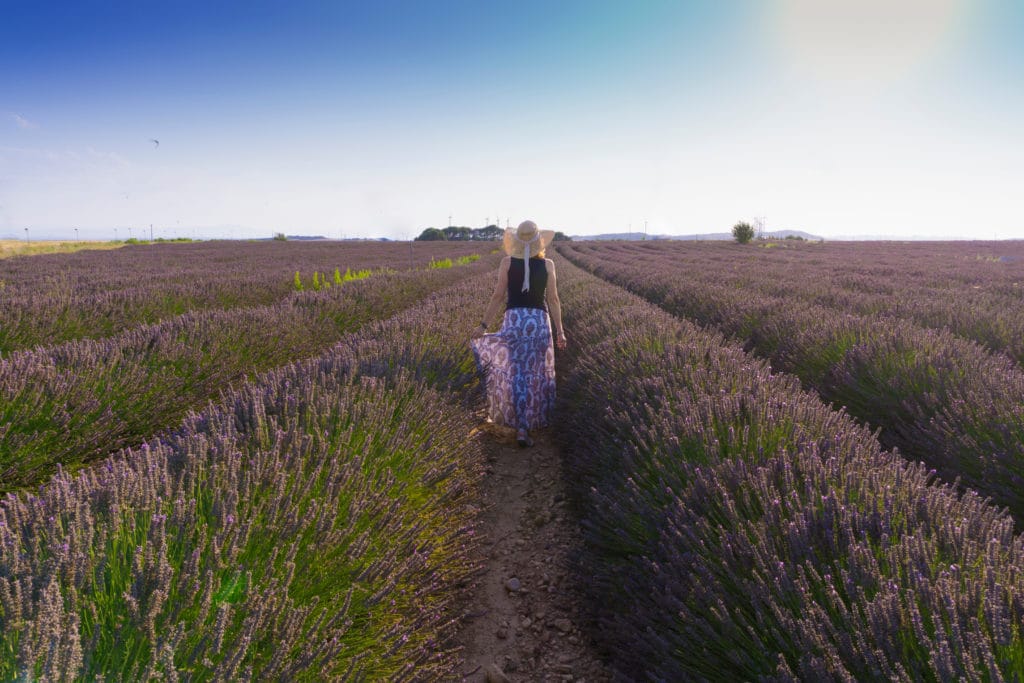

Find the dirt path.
[{"left": 457, "top": 422, "right": 613, "bottom": 682}]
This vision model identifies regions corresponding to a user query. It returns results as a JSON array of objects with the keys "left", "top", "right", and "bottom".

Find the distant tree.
[
  {"left": 476, "top": 225, "right": 503, "bottom": 240},
  {"left": 443, "top": 226, "right": 473, "bottom": 241},
  {"left": 553, "top": 231, "right": 571, "bottom": 242},
  {"left": 732, "top": 222, "right": 755, "bottom": 244},
  {"left": 415, "top": 227, "right": 447, "bottom": 241},
  {"left": 273, "top": 232, "right": 288, "bottom": 241},
  {"left": 418, "top": 224, "right": 517, "bottom": 241}
]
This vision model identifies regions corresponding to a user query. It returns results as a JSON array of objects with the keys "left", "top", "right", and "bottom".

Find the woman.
[{"left": 471, "top": 220, "right": 567, "bottom": 447}]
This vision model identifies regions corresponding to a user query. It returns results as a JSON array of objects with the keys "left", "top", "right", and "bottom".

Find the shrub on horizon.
[{"left": 732, "top": 221, "right": 755, "bottom": 244}]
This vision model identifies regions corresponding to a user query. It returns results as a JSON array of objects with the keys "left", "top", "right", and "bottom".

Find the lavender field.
[
  {"left": 0, "top": 240, "right": 486, "bottom": 353},
  {"left": 562, "top": 240, "right": 1024, "bottom": 521},
  {"left": 5, "top": 239, "right": 1024, "bottom": 679},
  {"left": 554, "top": 248, "right": 1024, "bottom": 680}
]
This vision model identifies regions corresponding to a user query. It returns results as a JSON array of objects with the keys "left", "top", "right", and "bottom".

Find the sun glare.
[{"left": 772, "top": 0, "right": 966, "bottom": 90}]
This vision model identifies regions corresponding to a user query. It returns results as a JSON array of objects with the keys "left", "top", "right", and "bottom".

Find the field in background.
[
  {"left": 0, "top": 239, "right": 126, "bottom": 259},
  {"left": 6, "top": 238, "right": 1024, "bottom": 679}
]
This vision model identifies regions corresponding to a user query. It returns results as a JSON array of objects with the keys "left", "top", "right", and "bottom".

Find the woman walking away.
[{"left": 471, "top": 220, "right": 567, "bottom": 448}]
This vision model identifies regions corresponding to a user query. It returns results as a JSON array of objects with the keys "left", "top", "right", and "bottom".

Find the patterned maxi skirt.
[{"left": 471, "top": 307, "right": 556, "bottom": 431}]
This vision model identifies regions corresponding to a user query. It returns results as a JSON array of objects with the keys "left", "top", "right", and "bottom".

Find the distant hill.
[{"left": 571, "top": 229, "right": 822, "bottom": 241}]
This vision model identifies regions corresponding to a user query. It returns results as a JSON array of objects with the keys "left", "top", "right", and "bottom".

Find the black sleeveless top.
[{"left": 507, "top": 257, "right": 548, "bottom": 311}]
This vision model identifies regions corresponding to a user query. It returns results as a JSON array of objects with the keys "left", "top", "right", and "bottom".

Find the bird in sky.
[{"left": 149, "top": 138, "right": 159, "bottom": 148}]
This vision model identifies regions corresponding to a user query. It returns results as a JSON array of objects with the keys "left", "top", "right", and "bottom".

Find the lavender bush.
[
  {"left": 0, "top": 256, "right": 494, "bottom": 492},
  {"left": 0, "top": 240, "right": 484, "bottom": 354},
  {"left": 563, "top": 240, "right": 1024, "bottom": 364},
  {"left": 0, "top": 269, "right": 497, "bottom": 679},
  {"left": 561, "top": 242, "right": 1024, "bottom": 521},
  {"left": 553, "top": 255, "right": 1024, "bottom": 680}
]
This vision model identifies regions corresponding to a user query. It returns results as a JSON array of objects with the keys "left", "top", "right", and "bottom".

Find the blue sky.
[{"left": 1, "top": 0, "right": 1021, "bottom": 240}]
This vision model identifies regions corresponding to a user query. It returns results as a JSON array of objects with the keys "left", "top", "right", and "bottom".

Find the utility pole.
[
  {"left": 114, "top": 227, "right": 118, "bottom": 241},
  {"left": 24, "top": 227, "right": 29, "bottom": 244},
  {"left": 150, "top": 224, "right": 153, "bottom": 241},
  {"left": 448, "top": 213, "right": 452, "bottom": 228},
  {"left": 74, "top": 227, "right": 79, "bottom": 241},
  {"left": 644, "top": 220, "right": 648, "bottom": 240}
]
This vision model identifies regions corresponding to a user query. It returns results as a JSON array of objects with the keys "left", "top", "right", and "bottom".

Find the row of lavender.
[
  {"left": 578, "top": 240, "right": 1024, "bottom": 364},
  {"left": 1, "top": 269, "right": 497, "bottom": 679},
  {"left": 0, "top": 240, "right": 486, "bottom": 354},
  {"left": 0, "top": 255, "right": 495, "bottom": 492},
  {"left": 560, "top": 242, "right": 1024, "bottom": 521},
  {"left": 554, "top": 256, "right": 1024, "bottom": 679}
]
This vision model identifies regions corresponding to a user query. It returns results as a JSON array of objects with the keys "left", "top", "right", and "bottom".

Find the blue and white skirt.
[{"left": 471, "top": 307, "right": 556, "bottom": 431}]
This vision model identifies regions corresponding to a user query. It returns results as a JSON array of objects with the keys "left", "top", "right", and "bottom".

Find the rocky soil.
[{"left": 457, "top": 422, "right": 613, "bottom": 683}]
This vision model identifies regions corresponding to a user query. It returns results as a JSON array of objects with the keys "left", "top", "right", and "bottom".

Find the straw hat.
[{"left": 503, "top": 220, "right": 555, "bottom": 260}]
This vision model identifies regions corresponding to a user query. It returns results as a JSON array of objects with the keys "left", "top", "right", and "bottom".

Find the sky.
[{"left": 1, "top": 0, "right": 1022, "bottom": 241}]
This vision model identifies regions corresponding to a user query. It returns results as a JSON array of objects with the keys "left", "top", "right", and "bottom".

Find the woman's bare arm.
[
  {"left": 545, "top": 258, "right": 567, "bottom": 349},
  {"left": 473, "top": 256, "right": 510, "bottom": 337}
]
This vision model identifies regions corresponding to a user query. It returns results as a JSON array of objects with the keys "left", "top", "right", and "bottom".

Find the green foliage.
[
  {"left": 415, "top": 225, "right": 505, "bottom": 241},
  {"left": 456, "top": 254, "right": 480, "bottom": 265},
  {"left": 414, "top": 227, "right": 447, "bottom": 241},
  {"left": 428, "top": 257, "right": 453, "bottom": 270},
  {"left": 443, "top": 226, "right": 472, "bottom": 241},
  {"left": 342, "top": 267, "right": 372, "bottom": 282},
  {"left": 415, "top": 225, "right": 567, "bottom": 242},
  {"left": 474, "top": 225, "right": 503, "bottom": 240},
  {"left": 273, "top": 232, "right": 288, "bottom": 241},
  {"left": 732, "top": 222, "right": 755, "bottom": 244},
  {"left": 296, "top": 267, "right": 375, "bottom": 290}
]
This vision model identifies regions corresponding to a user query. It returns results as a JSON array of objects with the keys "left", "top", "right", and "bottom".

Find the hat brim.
[{"left": 503, "top": 228, "right": 555, "bottom": 258}]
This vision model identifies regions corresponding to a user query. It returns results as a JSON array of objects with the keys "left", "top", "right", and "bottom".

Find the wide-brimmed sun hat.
[
  {"left": 503, "top": 220, "right": 555, "bottom": 260},
  {"left": 503, "top": 220, "right": 555, "bottom": 292}
]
